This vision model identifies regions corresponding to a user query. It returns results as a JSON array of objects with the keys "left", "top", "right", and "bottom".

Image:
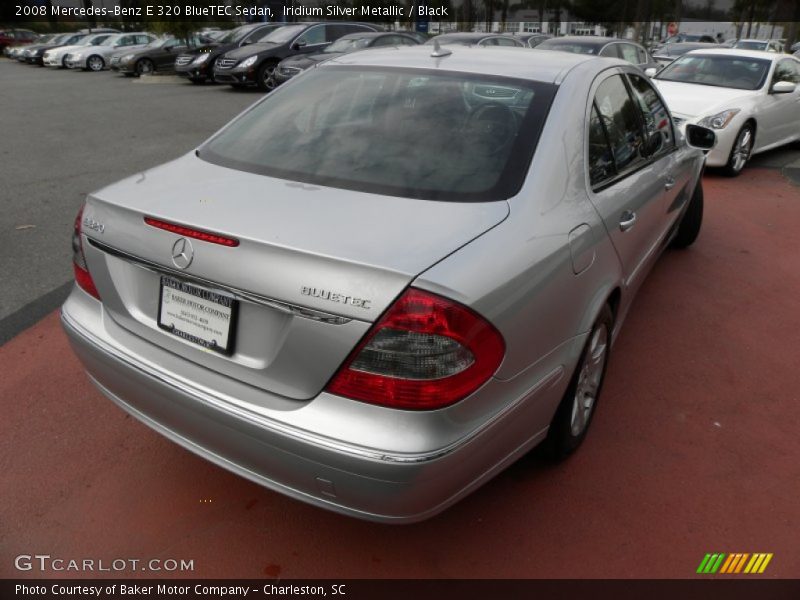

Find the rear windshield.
[{"left": 199, "top": 66, "right": 556, "bottom": 201}]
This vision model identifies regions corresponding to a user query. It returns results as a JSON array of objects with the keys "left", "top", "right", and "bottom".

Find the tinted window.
[
  {"left": 588, "top": 103, "right": 615, "bottom": 186},
  {"left": 330, "top": 25, "right": 374, "bottom": 41},
  {"left": 618, "top": 44, "right": 641, "bottom": 64},
  {"left": 593, "top": 75, "right": 645, "bottom": 173},
  {"left": 495, "top": 37, "right": 519, "bottom": 47},
  {"left": 200, "top": 67, "right": 555, "bottom": 201},
  {"left": 371, "top": 35, "right": 404, "bottom": 47},
  {"left": 773, "top": 59, "right": 800, "bottom": 84},
  {"left": 627, "top": 73, "right": 674, "bottom": 154},
  {"left": 248, "top": 27, "right": 279, "bottom": 43},
  {"left": 297, "top": 25, "right": 325, "bottom": 46},
  {"left": 599, "top": 44, "right": 617, "bottom": 58}
]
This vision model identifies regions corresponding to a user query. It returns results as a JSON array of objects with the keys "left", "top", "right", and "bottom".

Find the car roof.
[
  {"left": 540, "top": 36, "right": 634, "bottom": 47},
  {"left": 325, "top": 45, "right": 609, "bottom": 83},
  {"left": 338, "top": 32, "right": 401, "bottom": 40},
  {"left": 685, "top": 48, "right": 785, "bottom": 60},
  {"left": 431, "top": 33, "right": 515, "bottom": 40}
]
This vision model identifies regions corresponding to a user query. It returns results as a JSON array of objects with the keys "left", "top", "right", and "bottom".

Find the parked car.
[
  {"left": 213, "top": 22, "right": 381, "bottom": 91},
  {"left": 62, "top": 45, "right": 715, "bottom": 523},
  {"left": 43, "top": 33, "right": 114, "bottom": 68},
  {"left": 175, "top": 23, "right": 285, "bottom": 84},
  {"left": 22, "top": 32, "right": 88, "bottom": 65},
  {"left": 653, "top": 49, "right": 800, "bottom": 176},
  {"left": 651, "top": 41, "right": 718, "bottom": 67},
  {"left": 720, "top": 38, "right": 739, "bottom": 48},
  {"left": 425, "top": 32, "right": 524, "bottom": 47},
  {"left": 5, "top": 34, "right": 53, "bottom": 59},
  {"left": 733, "top": 39, "right": 785, "bottom": 53},
  {"left": 0, "top": 28, "right": 38, "bottom": 53},
  {"left": 111, "top": 37, "right": 189, "bottom": 76},
  {"left": 65, "top": 32, "right": 156, "bottom": 71},
  {"left": 536, "top": 36, "right": 660, "bottom": 73},
  {"left": 515, "top": 33, "right": 552, "bottom": 48},
  {"left": 273, "top": 31, "right": 420, "bottom": 87},
  {"left": 654, "top": 32, "right": 718, "bottom": 50}
]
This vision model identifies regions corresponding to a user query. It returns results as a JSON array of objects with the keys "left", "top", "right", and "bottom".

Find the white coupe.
[{"left": 652, "top": 49, "right": 800, "bottom": 176}]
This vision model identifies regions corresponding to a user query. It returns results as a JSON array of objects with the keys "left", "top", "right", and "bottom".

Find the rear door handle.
[
  {"left": 619, "top": 210, "right": 637, "bottom": 232},
  {"left": 665, "top": 175, "right": 676, "bottom": 190}
]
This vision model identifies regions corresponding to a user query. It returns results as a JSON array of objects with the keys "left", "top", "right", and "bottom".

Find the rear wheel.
[
  {"left": 86, "top": 55, "right": 104, "bottom": 72},
  {"left": 256, "top": 60, "right": 278, "bottom": 92},
  {"left": 544, "top": 305, "right": 613, "bottom": 460},
  {"left": 722, "top": 123, "right": 753, "bottom": 177},
  {"left": 671, "top": 180, "right": 703, "bottom": 249},
  {"left": 135, "top": 58, "right": 155, "bottom": 76}
]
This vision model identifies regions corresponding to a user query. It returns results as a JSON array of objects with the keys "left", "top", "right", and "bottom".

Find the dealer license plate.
[{"left": 157, "top": 276, "right": 237, "bottom": 355}]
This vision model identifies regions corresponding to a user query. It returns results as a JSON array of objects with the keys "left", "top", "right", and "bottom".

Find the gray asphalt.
[{"left": 0, "top": 59, "right": 260, "bottom": 333}]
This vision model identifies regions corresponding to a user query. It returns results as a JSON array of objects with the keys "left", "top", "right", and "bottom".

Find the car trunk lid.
[{"left": 80, "top": 153, "right": 508, "bottom": 400}]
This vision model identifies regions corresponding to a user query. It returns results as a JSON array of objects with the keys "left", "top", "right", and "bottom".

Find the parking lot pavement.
[
  {"left": 1, "top": 167, "right": 798, "bottom": 578},
  {"left": 0, "top": 59, "right": 259, "bottom": 329}
]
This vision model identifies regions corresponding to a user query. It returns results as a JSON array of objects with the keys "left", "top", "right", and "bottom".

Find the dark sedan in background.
[
  {"left": 273, "top": 31, "right": 420, "bottom": 87},
  {"left": 213, "top": 22, "right": 380, "bottom": 91},
  {"left": 536, "top": 36, "right": 659, "bottom": 73},
  {"left": 111, "top": 37, "right": 188, "bottom": 76},
  {"left": 175, "top": 23, "right": 285, "bottom": 84}
]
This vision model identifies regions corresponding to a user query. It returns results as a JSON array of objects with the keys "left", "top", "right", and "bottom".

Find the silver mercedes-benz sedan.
[{"left": 62, "top": 46, "right": 715, "bottom": 523}]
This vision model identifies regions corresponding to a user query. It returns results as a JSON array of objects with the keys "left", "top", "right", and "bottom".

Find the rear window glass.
[{"left": 199, "top": 66, "right": 556, "bottom": 201}]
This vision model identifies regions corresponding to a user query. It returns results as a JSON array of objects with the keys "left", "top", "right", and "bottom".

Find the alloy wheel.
[{"left": 570, "top": 324, "right": 609, "bottom": 437}]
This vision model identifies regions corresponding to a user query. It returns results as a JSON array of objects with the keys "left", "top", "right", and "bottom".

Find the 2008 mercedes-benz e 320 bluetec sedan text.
[{"left": 62, "top": 46, "right": 715, "bottom": 523}]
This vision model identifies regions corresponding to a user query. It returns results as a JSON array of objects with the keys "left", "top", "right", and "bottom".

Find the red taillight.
[
  {"left": 72, "top": 205, "right": 100, "bottom": 300},
  {"left": 144, "top": 216, "right": 239, "bottom": 247},
  {"left": 326, "top": 288, "right": 505, "bottom": 410}
]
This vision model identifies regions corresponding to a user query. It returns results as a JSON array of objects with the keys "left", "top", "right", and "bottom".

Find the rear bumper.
[{"left": 61, "top": 286, "right": 568, "bottom": 523}]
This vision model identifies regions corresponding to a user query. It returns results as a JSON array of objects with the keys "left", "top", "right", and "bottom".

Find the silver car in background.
[
  {"left": 65, "top": 32, "right": 156, "bottom": 71},
  {"left": 62, "top": 47, "right": 714, "bottom": 522}
]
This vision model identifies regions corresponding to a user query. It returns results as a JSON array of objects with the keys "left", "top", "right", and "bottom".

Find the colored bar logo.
[{"left": 697, "top": 553, "right": 773, "bottom": 574}]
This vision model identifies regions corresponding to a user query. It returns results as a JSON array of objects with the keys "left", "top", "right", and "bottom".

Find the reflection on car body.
[{"left": 62, "top": 46, "right": 715, "bottom": 523}]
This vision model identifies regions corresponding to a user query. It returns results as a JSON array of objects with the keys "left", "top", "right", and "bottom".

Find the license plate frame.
[{"left": 157, "top": 275, "right": 238, "bottom": 356}]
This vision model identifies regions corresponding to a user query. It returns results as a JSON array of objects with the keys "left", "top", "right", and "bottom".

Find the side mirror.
[
  {"left": 644, "top": 67, "right": 657, "bottom": 77},
  {"left": 685, "top": 124, "right": 716, "bottom": 151},
  {"left": 293, "top": 40, "right": 307, "bottom": 50},
  {"left": 771, "top": 80, "right": 796, "bottom": 94}
]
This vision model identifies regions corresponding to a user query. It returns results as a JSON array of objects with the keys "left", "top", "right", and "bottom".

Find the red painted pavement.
[{"left": 1, "top": 169, "right": 799, "bottom": 579}]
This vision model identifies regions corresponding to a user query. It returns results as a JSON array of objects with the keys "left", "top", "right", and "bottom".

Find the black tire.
[
  {"left": 722, "top": 123, "right": 754, "bottom": 177},
  {"left": 135, "top": 58, "right": 155, "bottom": 76},
  {"left": 86, "top": 55, "right": 104, "bottom": 72},
  {"left": 671, "top": 180, "right": 704, "bottom": 249},
  {"left": 544, "top": 304, "right": 614, "bottom": 460},
  {"left": 256, "top": 60, "right": 278, "bottom": 92}
]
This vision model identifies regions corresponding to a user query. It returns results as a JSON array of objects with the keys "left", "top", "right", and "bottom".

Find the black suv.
[
  {"left": 175, "top": 23, "right": 285, "bottom": 84},
  {"left": 213, "top": 22, "right": 380, "bottom": 91}
]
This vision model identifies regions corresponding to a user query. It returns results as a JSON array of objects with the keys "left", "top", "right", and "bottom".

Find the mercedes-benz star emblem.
[{"left": 171, "top": 238, "right": 194, "bottom": 270}]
